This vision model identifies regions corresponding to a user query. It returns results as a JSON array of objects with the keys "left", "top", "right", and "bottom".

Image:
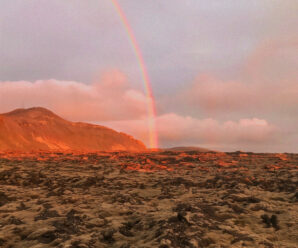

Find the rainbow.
[{"left": 110, "top": 0, "right": 158, "bottom": 149}]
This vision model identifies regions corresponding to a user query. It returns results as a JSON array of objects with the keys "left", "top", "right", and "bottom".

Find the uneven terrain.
[{"left": 0, "top": 151, "right": 297, "bottom": 248}]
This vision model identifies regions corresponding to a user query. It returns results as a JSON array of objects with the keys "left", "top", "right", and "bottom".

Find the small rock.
[
  {"left": 270, "top": 215, "right": 280, "bottom": 230},
  {"left": 261, "top": 214, "right": 271, "bottom": 228},
  {"left": 27, "top": 228, "right": 57, "bottom": 244},
  {"left": 160, "top": 238, "right": 171, "bottom": 247},
  {"left": 8, "top": 216, "right": 24, "bottom": 225},
  {"left": 100, "top": 228, "right": 115, "bottom": 243},
  {"left": 0, "top": 191, "right": 10, "bottom": 207}
]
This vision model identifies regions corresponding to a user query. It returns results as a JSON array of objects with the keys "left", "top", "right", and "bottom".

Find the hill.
[{"left": 0, "top": 107, "right": 146, "bottom": 151}]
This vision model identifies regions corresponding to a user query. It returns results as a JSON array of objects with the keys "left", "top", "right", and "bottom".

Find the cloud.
[
  {"left": 244, "top": 38, "right": 298, "bottom": 82},
  {"left": 185, "top": 74, "right": 297, "bottom": 113},
  {"left": 0, "top": 70, "right": 148, "bottom": 121},
  {"left": 184, "top": 37, "right": 298, "bottom": 115},
  {"left": 102, "top": 113, "right": 278, "bottom": 151},
  {"left": 184, "top": 74, "right": 256, "bottom": 112}
]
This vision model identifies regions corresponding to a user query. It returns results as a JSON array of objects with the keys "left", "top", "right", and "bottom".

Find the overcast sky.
[{"left": 0, "top": 0, "right": 297, "bottom": 152}]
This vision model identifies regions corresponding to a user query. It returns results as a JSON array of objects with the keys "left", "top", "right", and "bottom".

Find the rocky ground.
[{"left": 0, "top": 151, "right": 297, "bottom": 248}]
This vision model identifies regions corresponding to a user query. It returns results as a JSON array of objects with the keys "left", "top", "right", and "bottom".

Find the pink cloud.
[
  {"left": 185, "top": 37, "right": 298, "bottom": 114},
  {"left": 185, "top": 74, "right": 256, "bottom": 111},
  {"left": 102, "top": 114, "right": 278, "bottom": 150},
  {"left": 185, "top": 72, "right": 298, "bottom": 114},
  {"left": 0, "top": 70, "right": 148, "bottom": 121},
  {"left": 244, "top": 38, "right": 298, "bottom": 82}
]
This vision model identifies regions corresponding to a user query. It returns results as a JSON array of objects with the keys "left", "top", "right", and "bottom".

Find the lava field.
[{"left": 0, "top": 151, "right": 297, "bottom": 248}]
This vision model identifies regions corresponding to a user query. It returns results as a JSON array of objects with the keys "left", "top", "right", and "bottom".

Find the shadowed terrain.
[
  {"left": 0, "top": 151, "right": 297, "bottom": 248},
  {"left": 0, "top": 107, "right": 145, "bottom": 152}
]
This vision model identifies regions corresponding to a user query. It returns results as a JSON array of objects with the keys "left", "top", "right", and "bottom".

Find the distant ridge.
[
  {"left": 164, "top": 146, "right": 213, "bottom": 152},
  {"left": 0, "top": 107, "right": 146, "bottom": 152},
  {"left": 147, "top": 146, "right": 214, "bottom": 153}
]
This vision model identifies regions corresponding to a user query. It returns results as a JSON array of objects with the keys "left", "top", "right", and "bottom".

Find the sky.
[{"left": 0, "top": 0, "right": 297, "bottom": 152}]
